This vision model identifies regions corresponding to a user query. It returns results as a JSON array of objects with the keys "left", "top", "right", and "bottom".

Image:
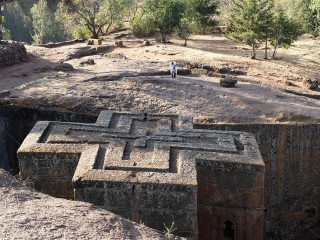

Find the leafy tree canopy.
[
  {"left": 1, "top": 16, "right": 11, "bottom": 40},
  {"left": 270, "top": 5, "right": 301, "bottom": 58},
  {"left": 61, "top": 0, "right": 131, "bottom": 39},
  {"left": 30, "top": 0, "right": 67, "bottom": 44},
  {"left": 224, "top": 0, "right": 273, "bottom": 58},
  {"left": 144, "top": 0, "right": 185, "bottom": 42}
]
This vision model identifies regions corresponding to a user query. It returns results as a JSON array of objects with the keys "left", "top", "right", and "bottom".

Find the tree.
[
  {"left": 270, "top": 5, "right": 301, "bottom": 58},
  {"left": 30, "top": 0, "right": 67, "bottom": 44},
  {"left": 2, "top": 0, "right": 67, "bottom": 43},
  {"left": 259, "top": 0, "right": 274, "bottom": 59},
  {"left": 129, "top": 14, "right": 155, "bottom": 37},
  {"left": 0, "top": 0, "right": 14, "bottom": 41},
  {"left": 144, "top": 0, "right": 185, "bottom": 42},
  {"left": 61, "top": 0, "right": 129, "bottom": 39},
  {"left": 276, "top": 0, "right": 304, "bottom": 23},
  {"left": 1, "top": 16, "right": 11, "bottom": 40},
  {"left": 175, "top": 0, "right": 194, "bottom": 46},
  {"left": 176, "top": 17, "right": 193, "bottom": 46},
  {"left": 303, "top": 0, "right": 320, "bottom": 36},
  {"left": 175, "top": 0, "right": 218, "bottom": 45},
  {"left": 224, "top": 0, "right": 274, "bottom": 59},
  {"left": 192, "top": 0, "right": 218, "bottom": 30}
]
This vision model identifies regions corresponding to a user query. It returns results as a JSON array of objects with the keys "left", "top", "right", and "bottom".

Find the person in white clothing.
[{"left": 170, "top": 61, "right": 177, "bottom": 79}]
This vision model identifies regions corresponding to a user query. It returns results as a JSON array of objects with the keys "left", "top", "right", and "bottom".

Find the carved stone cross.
[{"left": 18, "top": 111, "right": 264, "bottom": 239}]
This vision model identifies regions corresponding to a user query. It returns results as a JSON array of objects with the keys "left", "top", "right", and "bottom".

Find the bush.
[
  {"left": 3, "top": 28, "right": 11, "bottom": 41},
  {"left": 190, "top": 21, "right": 213, "bottom": 34},
  {"left": 73, "top": 25, "right": 91, "bottom": 40},
  {"left": 176, "top": 18, "right": 195, "bottom": 46},
  {"left": 129, "top": 16, "right": 155, "bottom": 37}
]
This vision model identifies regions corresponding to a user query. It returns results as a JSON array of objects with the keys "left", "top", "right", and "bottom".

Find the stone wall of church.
[{"left": 195, "top": 123, "right": 320, "bottom": 240}]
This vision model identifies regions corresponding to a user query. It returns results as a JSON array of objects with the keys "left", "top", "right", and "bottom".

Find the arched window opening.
[{"left": 223, "top": 221, "right": 234, "bottom": 240}]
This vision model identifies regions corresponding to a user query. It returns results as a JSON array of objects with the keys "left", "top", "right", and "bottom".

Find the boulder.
[
  {"left": 80, "top": 59, "right": 95, "bottom": 66},
  {"left": 0, "top": 90, "right": 10, "bottom": 98},
  {"left": 86, "top": 40, "right": 94, "bottom": 45},
  {"left": 50, "top": 63, "right": 74, "bottom": 72},
  {"left": 87, "top": 39, "right": 102, "bottom": 45},
  {"left": 143, "top": 40, "right": 150, "bottom": 46},
  {"left": 302, "top": 78, "right": 318, "bottom": 91},
  {"left": 64, "top": 47, "right": 98, "bottom": 61},
  {"left": 95, "top": 45, "right": 113, "bottom": 53},
  {"left": 220, "top": 77, "right": 238, "bottom": 88},
  {"left": 115, "top": 40, "right": 123, "bottom": 47},
  {"left": 0, "top": 41, "right": 28, "bottom": 66}
]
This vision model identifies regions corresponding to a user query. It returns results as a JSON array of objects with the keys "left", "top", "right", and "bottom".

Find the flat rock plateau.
[{"left": 1, "top": 32, "right": 320, "bottom": 124}]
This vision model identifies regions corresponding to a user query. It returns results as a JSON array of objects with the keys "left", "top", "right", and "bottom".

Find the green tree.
[
  {"left": 144, "top": 0, "right": 185, "bottom": 42},
  {"left": 124, "top": 0, "right": 143, "bottom": 22},
  {"left": 0, "top": 0, "right": 13, "bottom": 41},
  {"left": 61, "top": 0, "right": 129, "bottom": 39},
  {"left": 303, "top": 0, "right": 320, "bottom": 36},
  {"left": 192, "top": 0, "right": 218, "bottom": 30},
  {"left": 276, "top": 0, "right": 304, "bottom": 23},
  {"left": 176, "top": 17, "right": 194, "bottom": 46},
  {"left": 2, "top": 16, "right": 11, "bottom": 40},
  {"left": 1, "top": 16, "right": 11, "bottom": 40},
  {"left": 225, "top": 0, "right": 274, "bottom": 59},
  {"left": 129, "top": 14, "right": 155, "bottom": 37},
  {"left": 175, "top": 0, "right": 218, "bottom": 45},
  {"left": 260, "top": 0, "right": 274, "bottom": 59},
  {"left": 270, "top": 5, "right": 301, "bottom": 58},
  {"left": 30, "top": 0, "right": 67, "bottom": 44},
  {"left": 2, "top": 0, "right": 34, "bottom": 43}
]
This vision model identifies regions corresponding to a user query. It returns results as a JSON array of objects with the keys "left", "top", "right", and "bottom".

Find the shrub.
[
  {"left": 129, "top": 16, "right": 155, "bottom": 37},
  {"left": 73, "top": 25, "right": 91, "bottom": 40}
]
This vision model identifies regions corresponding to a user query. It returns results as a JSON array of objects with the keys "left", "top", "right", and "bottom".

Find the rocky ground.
[
  {"left": 0, "top": 31, "right": 320, "bottom": 239},
  {"left": 0, "top": 169, "right": 180, "bottom": 240}
]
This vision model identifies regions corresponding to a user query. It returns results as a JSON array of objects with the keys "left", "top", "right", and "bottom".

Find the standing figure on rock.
[{"left": 170, "top": 61, "right": 177, "bottom": 79}]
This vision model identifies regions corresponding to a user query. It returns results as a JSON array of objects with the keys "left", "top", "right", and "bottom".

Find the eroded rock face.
[{"left": 0, "top": 41, "right": 28, "bottom": 66}]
